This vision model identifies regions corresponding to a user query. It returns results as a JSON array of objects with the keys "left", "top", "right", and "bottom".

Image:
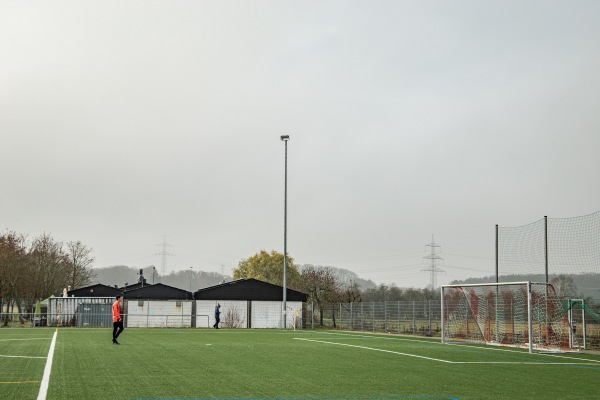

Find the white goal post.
[{"left": 441, "top": 282, "right": 579, "bottom": 353}]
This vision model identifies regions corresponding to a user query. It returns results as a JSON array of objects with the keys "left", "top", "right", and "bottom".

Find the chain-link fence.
[
  {"left": 304, "top": 300, "right": 600, "bottom": 350},
  {"left": 4, "top": 298, "right": 600, "bottom": 350},
  {"left": 0, "top": 312, "right": 209, "bottom": 328},
  {"left": 305, "top": 301, "right": 442, "bottom": 337}
]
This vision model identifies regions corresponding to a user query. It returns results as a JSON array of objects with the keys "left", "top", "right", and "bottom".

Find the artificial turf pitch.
[{"left": 1, "top": 328, "right": 599, "bottom": 400}]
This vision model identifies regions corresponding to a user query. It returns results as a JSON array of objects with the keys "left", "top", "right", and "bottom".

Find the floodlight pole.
[{"left": 281, "top": 134, "right": 290, "bottom": 329}]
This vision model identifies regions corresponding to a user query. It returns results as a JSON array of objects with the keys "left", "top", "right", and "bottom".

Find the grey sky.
[{"left": 2, "top": 1, "right": 599, "bottom": 288}]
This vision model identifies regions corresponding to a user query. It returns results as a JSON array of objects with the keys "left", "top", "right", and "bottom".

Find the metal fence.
[
  {"left": 4, "top": 298, "right": 600, "bottom": 350},
  {"left": 0, "top": 312, "right": 47, "bottom": 328},
  {"left": 305, "top": 300, "right": 600, "bottom": 350},
  {"left": 0, "top": 312, "right": 211, "bottom": 329},
  {"left": 306, "top": 301, "right": 442, "bottom": 337}
]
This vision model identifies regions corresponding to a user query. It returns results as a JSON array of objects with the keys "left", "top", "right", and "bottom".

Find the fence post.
[
  {"left": 384, "top": 300, "right": 387, "bottom": 332},
  {"left": 372, "top": 302, "right": 375, "bottom": 332},
  {"left": 398, "top": 301, "right": 401, "bottom": 334},
  {"left": 428, "top": 300, "right": 432, "bottom": 336},
  {"left": 412, "top": 301, "right": 416, "bottom": 335},
  {"left": 361, "top": 302, "right": 364, "bottom": 331}
]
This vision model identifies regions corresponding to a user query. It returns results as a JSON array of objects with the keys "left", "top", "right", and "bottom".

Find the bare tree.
[
  {"left": 0, "top": 232, "right": 28, "bottom": 323},
  {"left": 1, "top": 231, "right": 97, "bottom": 322},
  {"left": 339, "top": 280, "right": 362, "bottom": 303},
  {"left": 29, "top": 233, "right": 69, "bottom": 300},
  {"left": 300, "top": 265, "right": 340, "bottom": 326},
  {"left": 221, "top": 304, "right": 245, "bottom": 328},
  {"left": 551, "top": 274, "right": 578, "bottom": 299},
  {"left": 65, "top": 241, "right": 95, "bottom": 289}
]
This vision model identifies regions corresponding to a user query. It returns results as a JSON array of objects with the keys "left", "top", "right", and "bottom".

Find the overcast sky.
[{"left": 2, "top": 1, "right": 599, "bottom": 288}]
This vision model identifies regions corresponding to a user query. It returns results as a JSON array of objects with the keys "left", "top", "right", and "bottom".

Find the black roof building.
[
  {"left": 120, "top": 280, "right": 149, "bottom": 292},
  {"left": 67, "top": 284, "right": 122, "bottom": 298},
  {"left": 123, "top": 283, "right": 193, "bottom": 300},
  {"left": 194, "top": 278, "right": 308, "bottom": 302}
]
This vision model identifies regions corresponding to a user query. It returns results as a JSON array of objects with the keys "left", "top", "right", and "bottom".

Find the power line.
[
  {"left": 304, "top": 252, "right": 424, "bottom": 265},
  {"left": 442, "top": 252, "right": 494, "bottom": 260}
]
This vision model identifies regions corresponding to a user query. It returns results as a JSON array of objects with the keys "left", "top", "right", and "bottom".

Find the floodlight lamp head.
[{"left": 280, "top": 135, "right": 290, "bottom": 141}]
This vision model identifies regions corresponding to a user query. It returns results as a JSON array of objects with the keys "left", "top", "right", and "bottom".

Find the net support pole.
[
  {"left": 544, "top": 216, "right": 549, "bottom": 342},
  {"left": 582, "top": 299, "right": 587, "bottom": 350},
  {"left": 494, "top": 224, "right": 500, "bottom": 341},
  {"left": 527, "top": 281, "right": 533, "bottom": 353},
  {"left": 440, "top": 286, "right": 445, "bottom": 344},
  {"left": 495, "top": 224, "right": 499, "bottom": 283},
  {"left": 494, "top": 226, "right": 500, "bottom": 343},
  {"left": 494, "top": 224, "right": 500, "bottom": 342},
  {"left": 544, "top": 216, "right": 548, "bottom": 284}
]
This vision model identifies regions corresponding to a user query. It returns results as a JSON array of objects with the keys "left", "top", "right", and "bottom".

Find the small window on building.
[
  {"left": 176, "top": 301, "right": 182, "bottom": 307},
  {"left": 138, "top": 300, "right": 144, "bottom": 307}
]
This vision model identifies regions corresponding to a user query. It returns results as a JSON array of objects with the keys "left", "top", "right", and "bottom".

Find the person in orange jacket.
[{"left": 112, "top": 295, "right": 124, "bottom": 344}]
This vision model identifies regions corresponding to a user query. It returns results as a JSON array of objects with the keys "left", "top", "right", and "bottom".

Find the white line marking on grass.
[
  {"left": 317, "top": 332, "right": 600, "bottom": 364},
  {"left": 294, "top": 338, "right": 453, "bottom": 363},
  {"left": 37, "top": 329, "right": 57, "bottom": 400},
  {"left": 294, "top": 338, "right": 600, "bottom": 366},
  {"left": 451, "top": 361, "right": 600, "bottom": 365},
  {"left": 444, "top": 343, "right": 600, "bottom": 363},
  {"left": 0, "top": 355, "right": 47, "bottom": 359}
]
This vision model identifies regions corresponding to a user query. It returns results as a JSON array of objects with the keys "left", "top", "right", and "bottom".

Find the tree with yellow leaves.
[{"left": 233, "top": 250, "right": 302, "bottom": 289}]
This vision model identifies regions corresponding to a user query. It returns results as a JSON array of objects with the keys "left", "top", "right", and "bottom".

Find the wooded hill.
[{"left": 91, "top": 264, "right": 377, "bottom": 293}]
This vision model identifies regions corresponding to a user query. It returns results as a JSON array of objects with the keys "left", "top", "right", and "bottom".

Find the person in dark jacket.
[{"left": 213, "top": 303, "right": 221, "bottom": 329}]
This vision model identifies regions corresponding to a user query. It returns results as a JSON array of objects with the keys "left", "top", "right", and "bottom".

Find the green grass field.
[{"left": 1, "top": 328, "right": 599, "bottom": 400}]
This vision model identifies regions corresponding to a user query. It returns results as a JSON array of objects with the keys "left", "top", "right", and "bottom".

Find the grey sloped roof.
[{"left": 194, "top": 278, "right": 308, "bottom": 302}]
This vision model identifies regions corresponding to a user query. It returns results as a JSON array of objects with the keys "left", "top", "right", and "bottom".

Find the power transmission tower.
[
  {"left": 422, "top": 235, "right": 445, "bottom": 289},
  {"left": 155, "top": 235, "right": 173, "bottom": 276}
]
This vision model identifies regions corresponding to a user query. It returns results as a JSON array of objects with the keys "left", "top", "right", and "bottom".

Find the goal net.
[{"left": 441, "top": 282, "right": 579, "bottom": 353}]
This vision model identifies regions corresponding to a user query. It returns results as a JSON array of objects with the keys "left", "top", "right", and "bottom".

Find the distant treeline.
[
  {"left": 91, "top": 265, "right": 229, "bottom": 292},
  {"left": 91, "top": 264, "right": 379, "bottom": 294},
  {"left": 0, "top": 232, "right": 95, "bottom": 314}
]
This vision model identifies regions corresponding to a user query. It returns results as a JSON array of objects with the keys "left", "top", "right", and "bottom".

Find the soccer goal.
[{"left": 441, "top": 282, "right": 579, "bottom": 353}]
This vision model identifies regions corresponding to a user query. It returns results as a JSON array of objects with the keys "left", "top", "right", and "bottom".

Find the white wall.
[
  {"left": 126, "top": 300, "right": 192, "bottom": 328},
  {"left": 196, "top": 300, "right": 247, "bottom": 328},
  {"left": 251, "top": 301, "right": 302, "bottom": 329},
  {"left": 116, "top": 299, "right": 302, "bottom": 329}
]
